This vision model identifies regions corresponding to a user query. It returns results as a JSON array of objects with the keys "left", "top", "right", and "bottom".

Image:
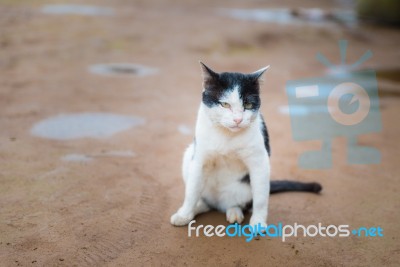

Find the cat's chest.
[
  {"left": 203, "top": 153, "right": 247, "bottom": 177},
  {"left": 200, "top": 130, "right": 250, "bottom": 155}
]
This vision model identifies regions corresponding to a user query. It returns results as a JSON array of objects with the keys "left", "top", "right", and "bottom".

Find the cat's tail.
[{"left": 270, "top": 180, "right": 322, "bottom": 194}]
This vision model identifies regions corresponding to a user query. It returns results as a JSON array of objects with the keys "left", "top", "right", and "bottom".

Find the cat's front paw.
[
  {"left": 250, "top": 215, "right": 267, "bottom": 234},
  {"left": 226, "top": 207, "right": 244, "bottom": 224},
  {"left": 170, "top": 211, "right": 194, "bottom": 226}
]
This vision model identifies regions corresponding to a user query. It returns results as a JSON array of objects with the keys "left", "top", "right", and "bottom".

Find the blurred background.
[{"left": 1, "top": 0, "right": 399, "bottom": 266}]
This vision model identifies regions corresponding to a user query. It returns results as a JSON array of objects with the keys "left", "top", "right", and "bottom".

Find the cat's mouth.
[{"left": 228, "top": 125, "right": 242, "bottom": 132}]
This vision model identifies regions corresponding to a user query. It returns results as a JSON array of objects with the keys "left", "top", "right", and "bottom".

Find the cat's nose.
[{"left": 234, "top": 117, "right": 243, "bottom": 124}]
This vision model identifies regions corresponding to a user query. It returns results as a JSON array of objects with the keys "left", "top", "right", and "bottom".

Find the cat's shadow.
[{"left": 194, "top": 210, "right": 251, "bottom": 226}]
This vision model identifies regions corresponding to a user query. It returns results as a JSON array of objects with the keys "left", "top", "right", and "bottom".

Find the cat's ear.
[
  {"left": 251, "top": 65, "right": 270, "bottom": 81},
  {"left": 200, "top": 61, "right": 219, "bottom": 82}
]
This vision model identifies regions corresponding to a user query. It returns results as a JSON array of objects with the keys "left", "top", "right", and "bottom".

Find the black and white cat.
[{"left": 170, "top": 63, "right": 321, "bottom": 228}]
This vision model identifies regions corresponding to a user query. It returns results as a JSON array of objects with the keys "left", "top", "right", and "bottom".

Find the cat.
[{"left": 170, "top": 62, "right": 322, "bottom": 228}]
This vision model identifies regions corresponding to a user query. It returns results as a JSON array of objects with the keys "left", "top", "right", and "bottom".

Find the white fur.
[
  {"left": 204, "top": 86, "right": 257, "bottom": 132},
  {"left": 171, "top": 84, "right": 271, "bottom": 228}
]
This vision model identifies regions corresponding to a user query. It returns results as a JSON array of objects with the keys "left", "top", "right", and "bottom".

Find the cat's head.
[{"left": 200, "top": 62, "right": 269, "bottom": 132}]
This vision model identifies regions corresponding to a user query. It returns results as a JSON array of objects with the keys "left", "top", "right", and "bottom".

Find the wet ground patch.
[
  {"left": 61, "top": 151, "right": 136, "bottom": 163},
  {"left": 31, "top": 113, "right": 145, "bottom": 140},
  {"left": 89, "top": 63, "right": 158, "bottom": 77},
  {"left": 62, "top": 154, "right": 93, "bottom": 162},
  {"left": 41, "top": 4, "right": 114, "bottom": 16},
  {"left": 178, "top": 124, "right": 193, "bottom": 135},
  {"left": 218, "top": 8, "right": 356, "bottom": 27}
]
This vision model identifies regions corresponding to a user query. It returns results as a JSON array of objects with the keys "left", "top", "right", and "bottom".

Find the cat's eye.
[
  {"left": 220, "top": 102, "right": 231, "bottom": 108},
  {"left": 244, "top": 102, "right": 253, "bottom": 109}
]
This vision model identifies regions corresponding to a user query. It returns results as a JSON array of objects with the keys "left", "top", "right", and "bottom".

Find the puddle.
[
  {"left": 31, "top": 113, "right": 145, "bottom": 140},
  {"left": 41, "top": 4, "right": 114, "bottom": 16},
  {"left": 178, "top": 124, "right": 193, "bottom": 135},
  {"left": 94, "top": 150, "right": 136, "bottom": 157},
  {"left": 218, "top": 8, "right": 356, "bottom": 27},
  {"left": 61, "top": 150, "right": 135, "bottom": 163},
  {"left": 89, "top": 63, "right": 158, "bottom": 77},
  {"left": 62, "top": 154, "right": 93, "bottom": 162}
]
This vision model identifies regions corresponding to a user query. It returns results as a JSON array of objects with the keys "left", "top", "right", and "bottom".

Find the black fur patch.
[
  {"left": 240, "top": 175, "right": 322, "bottom": 194},
  {"left": 241, "top": 174, "right": 250, "bottom": 184},
  {"left": 270, "top": 180, "right": 322, "bottom": 194},
  {"left": 201, "top": 64, "right": 262, "bottom": 109},
  {"left": 260, "top": 115, "right": 271, "bottom": 156}
]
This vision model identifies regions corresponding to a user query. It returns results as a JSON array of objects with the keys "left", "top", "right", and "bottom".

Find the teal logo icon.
[
  {"left": 286, "top": 40, "right": 381, "bottom": 169},
  {"left": 339, "top": 93, "right": 359, "bottom": 115}
]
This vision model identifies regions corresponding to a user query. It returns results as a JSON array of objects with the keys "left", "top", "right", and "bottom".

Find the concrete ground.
[{"left": 1, "top": 0, "right": 399, "bottom": 266}]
